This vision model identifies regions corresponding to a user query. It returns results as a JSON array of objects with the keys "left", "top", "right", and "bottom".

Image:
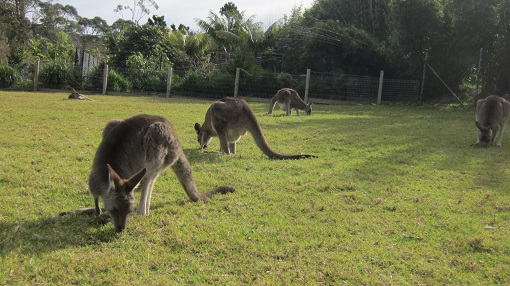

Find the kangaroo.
[
  {"left": 76, "top": 114, "right": 234, "bottom": 232},
  {"left": 68, "top": 87, "right": 92, "bottom": 100},
  {"left": 268, "top": 88, "right": 312, "bottom": 116},
  {"left": 475, "top": 95, "right": 510, "bottom": 147},
  {"left": 194, "top": 97, "right": 317, "bottom": 159}
]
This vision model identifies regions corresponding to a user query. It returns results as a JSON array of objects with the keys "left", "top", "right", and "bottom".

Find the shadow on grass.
[
  {"left": 308, "top": 109, "right": 509, "bottom": 193},
  {"left": 183, "top": 147, "right": 226, "bottom": 163},
  {"left": 0, "top": 212, "right": 119, "bottom": 256}
]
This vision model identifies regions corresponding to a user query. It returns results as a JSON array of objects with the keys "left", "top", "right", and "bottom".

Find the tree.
[
  {"left": 0, "top": 0, "right": 38, "bottom": 64},
  {"left": 303, "top": 0, "right": 389, "bottom": 39},
  {"left": 195, "top": 2, "right": 262, "bottom": 56},
  {"left": 167, "top": 28, "right": 213, "bottom": 71},
  {"left": 114, "top": 0, "right": 159, "bottom": 24},
  {"left": 386, "top": 0, "right": 446, "bottom": 77},
  {"left": 272, "top": 2, "right": 389, "bottom": 75},
  {"left": 444, "top": 0, "right": 510, "bottom": 95},
  {"left": 108, "top": 16, "right": 171, "bottom": 70}
]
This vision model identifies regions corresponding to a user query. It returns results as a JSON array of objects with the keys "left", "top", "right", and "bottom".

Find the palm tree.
[
  {"left": 195, "top": 3, "right": 263, "bottom": 60},
  {"left": 167, "top": 28, "right": 212, "bottom": 70}
]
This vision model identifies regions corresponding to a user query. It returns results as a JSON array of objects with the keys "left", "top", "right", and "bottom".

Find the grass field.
[{"left": 0, "top": 91, "right": 509, "bottom": 285}]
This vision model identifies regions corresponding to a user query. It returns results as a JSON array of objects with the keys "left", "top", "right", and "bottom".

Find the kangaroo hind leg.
[
  {"left": 139, "top": 121, "right": 177, "bottom": 215},
  {"left": 268, "top": 98, "right": 277, "bottom": 115},
  {"left": 229, "top": 142, "right": 236, "bottom": 154},
  {"left": 136, "top": 174, "right": 158, "bottom": 215}
]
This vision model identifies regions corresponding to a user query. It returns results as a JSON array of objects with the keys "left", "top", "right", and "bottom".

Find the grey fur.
[
  {"left": 268, "top": 88, "right": 312, "bottom": 116},
  {"left": 475, "top": 95, "right": 510, "bottom": 147},
  {"left": 85, "top": 114, "right": 235, "bottom": 232},
  {"left": 194, "top": 97, "right": 317, "bottom": 160}
]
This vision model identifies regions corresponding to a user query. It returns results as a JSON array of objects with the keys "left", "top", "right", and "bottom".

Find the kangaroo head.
[
  {"left": 475, "top": 121, "right": 493, "bottom": 146},
  {"left": 304, "top": 102, "right": 313, "bottom": 115},
  {"left": 194, "top": 123, "right": 212, "bottom": 150},
  {"left": 105, "top": 164, "right": 146, "bottom": 232}
]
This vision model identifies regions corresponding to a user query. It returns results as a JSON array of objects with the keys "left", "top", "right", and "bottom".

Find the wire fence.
[{"left": 3, "top": 60, "right": 421, "bottom": 104}]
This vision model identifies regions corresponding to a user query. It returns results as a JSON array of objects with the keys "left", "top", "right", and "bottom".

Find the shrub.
[
  {"left": 40, "top": 62, "right": 73, "bottom": 88},
  {"left": 0, "top": 64, "right": 19, "bottom": 88},
  {"left": 125, "top": 69, "right": 166, "bottom": 92},
  {"left": 108, "top": 69, "right": 132, "bottom": 92},
  {"left": 142, "top": 69, "right": 166, "bottom": 92}
]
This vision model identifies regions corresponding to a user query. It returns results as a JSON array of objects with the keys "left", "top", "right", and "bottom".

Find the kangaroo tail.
[
  {"left": 171, "top": 155, "right": 235, "bottom": 202},
  {"left": 245, "top": 107, "right": 317, "bottom": 160}
]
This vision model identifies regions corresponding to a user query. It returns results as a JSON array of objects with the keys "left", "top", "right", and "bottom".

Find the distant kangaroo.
[
  {"left": 474, "top": 95, "right": 510, "bottom": 147},
  {"left": 268, "top": 88, "right": 312, "bottom": 116},
  {"left": 68, "top": 88, "right": 92, "bottom": 100},
  {"left": 81, "top": 114, "right": 234, "bottom": 232},
  {"left": 194, "top": 97, "right": 317, "bottom": 159}
]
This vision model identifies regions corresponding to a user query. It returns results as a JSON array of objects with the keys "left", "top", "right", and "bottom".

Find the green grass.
[{"left": 0, "top": 91, "right": 509, "bottom": 284}]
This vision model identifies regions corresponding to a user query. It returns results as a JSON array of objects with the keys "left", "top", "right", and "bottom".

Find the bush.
[
  {"left": 40, "top": 62, "right": 73, "bottom": 88},
  {"left": 125, "top": 69, "right": 166, "bottom": 92},
  {"left": 174, "top": 70, "right": 234, "bottom": 98},
  {"left": 142, "top": 70, "right": 166, "bottom": 92},
  {"left": 108, "top": 69, "right": 132, "bottom": 92},
  {"left": 0, "top": 64, "right": 20, "bottom": 88}
]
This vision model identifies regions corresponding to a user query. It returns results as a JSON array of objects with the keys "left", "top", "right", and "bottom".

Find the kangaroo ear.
[
  {"left": 125, "top": 168, "right": 146, "bottom": 192},
  {"left": 107, "top": 164, "right": 123, "bottom": 190},
  {"left": 194, "top": 123, "right": 201, "bottom": 134}
]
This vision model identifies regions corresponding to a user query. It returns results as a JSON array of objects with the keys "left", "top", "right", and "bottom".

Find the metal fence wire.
[
  {"left": 7, "top": 60, "right": 421, "bottom": 103},
  {"left": 302, "top": 72, "right": 420, "bottom": 102}
]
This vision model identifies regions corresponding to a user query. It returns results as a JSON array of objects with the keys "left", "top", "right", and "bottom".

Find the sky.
[{"left": 54, "top": 0, "right": 314, "bottom": 31}]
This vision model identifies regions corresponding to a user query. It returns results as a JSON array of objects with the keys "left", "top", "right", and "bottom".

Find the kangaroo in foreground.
[
  {"left": 194, "top": 97, "right": 317, "bottom": 159},
  {"left": 76, "top": 114, "right": 234, "bottom": 232},
  {"left": 474, "top": 95, "right": 510, "bottom": 147},
  {"left": 268, "top": 88, "right": 312, "bottom": 116}
]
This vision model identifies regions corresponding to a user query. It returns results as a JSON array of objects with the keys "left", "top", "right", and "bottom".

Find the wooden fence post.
[
  {"left": 377, "top": 70, "right": 384, "bottom": 105},
  {"left": 304, "top": 69, "right": 311, "bottom": 103},
  {"left": 419, "top": 52, "right": 428, "bottom": 103},
  {"left": 166, "top": 65, "right": 173, "bottom": 98},
  {"left": 33, "top": 60, "right": 39, "bottom": 91},
  {"left": 234, "top": 67, "right": 240, "bottom": 97},
  {"left": 102, "top": 64, "right": 108, "bottom": 95}
]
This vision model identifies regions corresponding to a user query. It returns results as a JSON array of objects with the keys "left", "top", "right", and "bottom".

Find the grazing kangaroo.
[
  {"left": 268, "top": 88, "right": 312, "bottom": 116},
  {"left": 194, "top": 97, "right": 317, "bottom": 159},
  {"left": 82, "top": 114, "right": 235, "bottom": 232},
  {"left": 475, "top": 95, "right": 510, "bottom": 147}
]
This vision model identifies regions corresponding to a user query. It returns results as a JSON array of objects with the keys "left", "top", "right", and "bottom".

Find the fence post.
[
  {"left": 33, "top": 60, "right": 39, "bottom": 91},
  {"left": 234, "top": 67, "right": 240, "bottom": 97},
  {"left": 377, "top": 70, "right": 384, "bottom": 105},
  {"left": 419, "top": 52, "right": 428, "bottom": 103},
  {"left": 166, "top": 65, "right": 173, "bottom": 98},
  {"left": 102, "top": 64, "right": 108, "bottom": 95},
  {"left": 304, "top": 69, "right": 311, "bottom": 103}
]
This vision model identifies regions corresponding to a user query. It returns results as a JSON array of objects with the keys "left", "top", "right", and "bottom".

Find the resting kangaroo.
[
  {"left": 194, "top": 97, "right": 317, "bottom": 159},
  {"left": 81, "top": 114, "right": 234, "bottom": 232},
  {"left": 268, "top": 88, "right": 312, "bottom": 116},
  {"left": 475, "top": 95, "right": 510, "bottom": 147}
]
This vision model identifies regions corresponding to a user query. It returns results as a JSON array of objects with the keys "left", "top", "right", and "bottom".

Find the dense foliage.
[
  {"left": 0, "top": 0, "right": 509, "bottom": 97},
  {"left": 0, "top": 64, "right": 19, "bottom": 88}
]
